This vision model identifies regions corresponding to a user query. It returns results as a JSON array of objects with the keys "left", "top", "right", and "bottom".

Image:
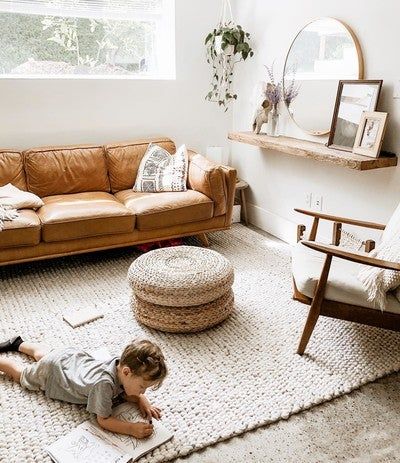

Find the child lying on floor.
[{"left": 0, "top": 337, "right": 167, "bottom": 439}]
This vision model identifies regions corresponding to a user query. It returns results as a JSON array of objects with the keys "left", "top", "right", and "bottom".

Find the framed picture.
[
  {"left": 327, "top": 80, "right": 383, "bottom": 152},
  {"left": 353, "top": 111, "right": 388, "bottom": 158}
]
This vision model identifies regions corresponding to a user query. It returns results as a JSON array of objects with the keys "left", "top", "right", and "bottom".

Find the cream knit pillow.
[
  {"left": 358, "top": 205, "right": 400, "bottom": 311},
  {"left": 358, "top": 243, "right": 400, "bottom": 311}
]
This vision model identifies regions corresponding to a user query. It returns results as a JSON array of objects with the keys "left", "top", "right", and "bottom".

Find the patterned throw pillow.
[{"left": 133, "top": 144, "right": 188, "bottom": 193}]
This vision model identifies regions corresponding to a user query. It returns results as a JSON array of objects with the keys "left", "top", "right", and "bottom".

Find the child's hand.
[
  {"left": 138, "top": 394, "right": 162, "bottom": 421},
  {"left": 130, "top": 422, "right": 153, "bottom": 439}
]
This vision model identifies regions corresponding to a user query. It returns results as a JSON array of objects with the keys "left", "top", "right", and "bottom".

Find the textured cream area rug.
[{"left": 1, "top": 225, "right": 400, "bottom": 463}]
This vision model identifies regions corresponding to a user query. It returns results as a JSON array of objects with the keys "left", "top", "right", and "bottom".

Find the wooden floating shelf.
[{"left": 228, "top": 131, "right": 397, "bottom": 171}]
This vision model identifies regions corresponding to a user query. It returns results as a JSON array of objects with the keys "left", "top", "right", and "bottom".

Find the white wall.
[
  {"left": 231, "top": 0, "right": 400, "bottom": 243},
  {"left": 0, "top": 0, "right": 230, "bottom": 156}
]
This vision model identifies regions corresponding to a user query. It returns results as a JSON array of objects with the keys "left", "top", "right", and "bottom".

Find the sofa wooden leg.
[
  {"left": 297, "top": 254, "right": 332, "bottom": 355},
  {"left": 196, "top": 233, "right": 210, "bottom": 247}
]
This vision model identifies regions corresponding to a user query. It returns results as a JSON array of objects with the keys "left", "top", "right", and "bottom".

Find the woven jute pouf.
[
  {"left": 134, "top": 289, "right": 235, "bottom": 333},
  {"left": 128, "top": 246, "right": 235, "bottom": 332}
]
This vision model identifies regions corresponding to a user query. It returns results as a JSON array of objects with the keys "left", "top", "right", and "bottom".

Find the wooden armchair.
[{"left": 292, "top": 208, "right": 400, "bottom": 355}]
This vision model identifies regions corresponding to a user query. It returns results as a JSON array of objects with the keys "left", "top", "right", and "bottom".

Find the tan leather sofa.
[{"left": 0, "top": 137, "right": 236, "bottom": 266}]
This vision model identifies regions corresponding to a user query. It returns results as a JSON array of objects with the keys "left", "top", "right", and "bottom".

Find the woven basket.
[{"left": 132, "top": 289, "right": 234, "bottom": 333}]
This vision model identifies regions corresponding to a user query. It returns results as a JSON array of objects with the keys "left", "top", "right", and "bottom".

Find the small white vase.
[
  {"left": 214, "top": 35, "right": 235, "bottom": 55},
  {"left": 268, "top": 104, "right": 280, "bottom": 137}
]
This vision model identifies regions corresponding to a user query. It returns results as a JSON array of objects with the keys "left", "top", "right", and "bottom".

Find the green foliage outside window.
[{"left": 0, "top": 12, "right": 154, "bottom": 75}]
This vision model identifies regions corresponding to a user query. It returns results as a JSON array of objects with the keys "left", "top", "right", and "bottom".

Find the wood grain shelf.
[{"left": 228, "top": 131, "right": 397, "bottom": 171}]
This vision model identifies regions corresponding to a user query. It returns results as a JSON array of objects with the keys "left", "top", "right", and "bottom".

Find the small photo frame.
[{"left": 353, "top": 111, "right": 388, "bottom": 158}]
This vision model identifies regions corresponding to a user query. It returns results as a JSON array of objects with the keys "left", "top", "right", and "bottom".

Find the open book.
[{"left": 45, "top": 403, "right": 173, "bottom": 463}]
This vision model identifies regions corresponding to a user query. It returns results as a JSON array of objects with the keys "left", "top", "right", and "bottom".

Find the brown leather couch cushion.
[
  {"left": 187, "top": 152, "right": 227, "bottom": 217},
  {"left": 105, "top": 138, "right": 176, "bottom": 193},
  {"left": 115, "top": 189, "right": 213, "bottom": 230},
  {"left": 24, "top": 145, "right": 110, "bottom": 197},
  {"left": 38, "top": 192, "right": 134, "bottom": 242},
  {"left": 0, "top": 151, "right": 27, "bottom": 190},
  {"left": 0, "top": 210, "right": 41, "bottom": 248}
]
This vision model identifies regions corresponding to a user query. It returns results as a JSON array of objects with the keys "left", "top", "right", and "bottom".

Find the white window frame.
[{"left": 0, "top": 0, "right": 176, "bottom": 80}]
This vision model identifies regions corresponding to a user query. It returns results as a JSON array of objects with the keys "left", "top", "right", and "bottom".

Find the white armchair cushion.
[{"left": 292, "top": 242, "right": 400, "bottom": 315}]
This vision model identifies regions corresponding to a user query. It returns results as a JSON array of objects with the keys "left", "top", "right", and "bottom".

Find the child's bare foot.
[{"left": 0, "top": 336, "right": 24, "bottom": 353}]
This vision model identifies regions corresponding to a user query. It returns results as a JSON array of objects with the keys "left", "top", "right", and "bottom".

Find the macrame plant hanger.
[{"left": 218, "top": 0, "right": 234, "bottom": 26}]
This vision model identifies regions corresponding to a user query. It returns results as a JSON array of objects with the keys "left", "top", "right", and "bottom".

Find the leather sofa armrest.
[{"left": 187, "top": 150, "right": 236, "bottom": 221}]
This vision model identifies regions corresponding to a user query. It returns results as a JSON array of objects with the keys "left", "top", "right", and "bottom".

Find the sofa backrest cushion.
[
  {"left": 105, "top": 138, "right": 176, "bottom": 193},
  {"left": 0, "top": 150, "right": 27, "bottom": 190},
  {"left": 24, "top": 145, "right": 110, "bottom": 197}
]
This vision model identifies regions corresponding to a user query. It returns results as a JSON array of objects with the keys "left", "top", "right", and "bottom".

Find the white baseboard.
[{"left": 247, "top": 203, "right": 298, "bottom": 244}]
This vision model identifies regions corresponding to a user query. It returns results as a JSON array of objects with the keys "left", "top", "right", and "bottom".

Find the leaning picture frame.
[
  {"left": 327, "top": 80, "right": 383, "bottom": 152},
  {"left": 353, "top": 111, "right": 388, "bottom": 158}
]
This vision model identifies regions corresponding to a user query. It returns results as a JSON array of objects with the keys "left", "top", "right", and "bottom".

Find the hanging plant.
[{"left": 205, "top": 0, "right": 254, "bottom": 111}]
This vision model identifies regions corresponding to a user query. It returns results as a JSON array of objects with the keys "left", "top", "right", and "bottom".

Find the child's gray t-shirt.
[{"left": 42, "top": 347, "right": 124, "bottom": 417}]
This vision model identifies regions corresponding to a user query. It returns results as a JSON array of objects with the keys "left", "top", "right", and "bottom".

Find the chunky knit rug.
[{"left": 1, "top": 225, "right": 400, "bottom": 463}]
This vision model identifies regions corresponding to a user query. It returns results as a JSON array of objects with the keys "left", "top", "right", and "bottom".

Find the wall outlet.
[
  {"left": 305, "top": 192, "right": 312, "bottom": 208},
  {"left": 312, "top": 194, "right": 323, "bottom": 211}
]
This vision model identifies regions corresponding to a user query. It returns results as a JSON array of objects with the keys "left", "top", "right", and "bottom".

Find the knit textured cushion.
[{"left": 133, "top": 143, "right": 188, "bottom": 193}]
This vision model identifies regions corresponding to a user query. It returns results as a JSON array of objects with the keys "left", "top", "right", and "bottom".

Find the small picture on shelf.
[
  {"left": 353, "top": 111, "right": 388, "bottom": 158},
  {"left": 327, "top": 80, "right": 383, "bottom": 152}
]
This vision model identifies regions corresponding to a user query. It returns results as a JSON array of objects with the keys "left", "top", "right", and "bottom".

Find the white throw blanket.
[{"left": 0, "top": 204, "right": 19, "bottom": 231}]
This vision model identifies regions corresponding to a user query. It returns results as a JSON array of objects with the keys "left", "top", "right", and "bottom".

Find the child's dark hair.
[{"left": 120, "top": 339, "right": 167, "bottom": 388}]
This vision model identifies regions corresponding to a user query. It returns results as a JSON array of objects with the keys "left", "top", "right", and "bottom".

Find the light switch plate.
[{"left": 394, "top": 80, "right": 400, "bottom": 99}]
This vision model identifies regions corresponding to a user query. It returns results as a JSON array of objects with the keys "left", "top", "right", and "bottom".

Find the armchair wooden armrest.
[
  {"left": 301, "top": 241, "right": 400, "bottom": 271},
  {"left": 295, "top": 208, "right": 386, "bottom": 230},
  {"left": 295, "top": 208, "right": 385, "bottom": 245}
]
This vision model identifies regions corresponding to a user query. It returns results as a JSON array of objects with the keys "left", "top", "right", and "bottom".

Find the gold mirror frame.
[{"left": 283, "top": 18, "right": 364, "bottom": 136}]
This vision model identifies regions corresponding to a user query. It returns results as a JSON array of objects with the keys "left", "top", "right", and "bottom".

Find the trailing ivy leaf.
[{"left": 205, "top": 33, "right": 213, "bottom": 44}]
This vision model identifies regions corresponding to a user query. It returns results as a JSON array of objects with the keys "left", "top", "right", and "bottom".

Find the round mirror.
[{"left": 283, "top": 18, "right": 363, "bottom": 135}]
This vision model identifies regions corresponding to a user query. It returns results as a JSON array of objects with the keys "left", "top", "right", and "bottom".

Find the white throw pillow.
[
  {"left": 133, "top": 144, "right": 188, "bottom": 193},
  {"left": 358, "top": 239, "right": 400, "bottom": 311},
  {"left": 0, "top": 183, "right": 44, "bottom": 210}
]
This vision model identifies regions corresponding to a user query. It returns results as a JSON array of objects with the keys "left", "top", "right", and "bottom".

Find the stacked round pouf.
[{"left": 128, "top": 246, "right": 235, "bottom": 333}]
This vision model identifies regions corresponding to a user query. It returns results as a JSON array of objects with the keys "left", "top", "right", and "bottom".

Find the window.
[{"left": 0, "top": 0, "right": 175, "bottom": 78}]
